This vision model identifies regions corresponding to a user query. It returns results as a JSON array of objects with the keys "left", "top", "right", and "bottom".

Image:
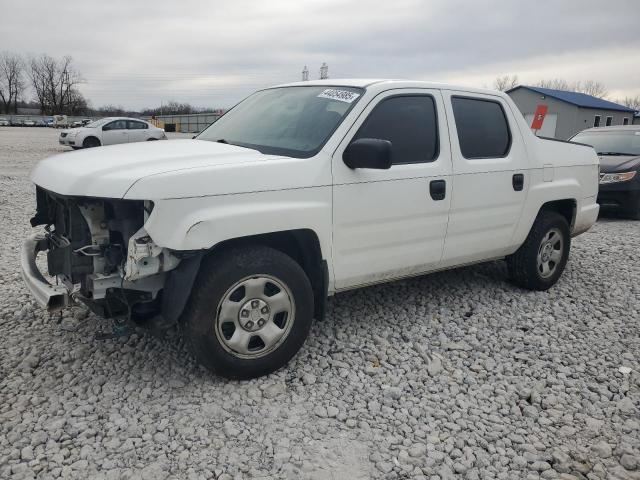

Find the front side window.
[
  {"left": 451, "top": 97, "right": 511, "bottom": 159},
  {"left": 104, "top": 120, "right": 127, "bottom": 131},
  {"left": 198, "top": 86, "right": 363, "bottom": 158},
  {"left": 128, "top": 120, "right": 148, "bottom": 130},
  {"left": 353, "top": 95, "right": 439, "bottom": 164},
  {"left": 594, "top": 115, "right": 601, "bottom": 127}
]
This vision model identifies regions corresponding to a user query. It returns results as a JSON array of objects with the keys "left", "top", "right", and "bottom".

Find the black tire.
[
  {"left": 507, "top": 211, "right": 571, "bottom": 291},
  {"left": 182, "top": 246, "right": 314, "bottom": 379},
  {"left": 82, "top": 137, "right": 101, "bottom": 148},
  {"left": 627, "top": 197, "right": 640, "bottom": 220},
  {"left": 71, "top": 146, "right": 81, "bottom": 150}
]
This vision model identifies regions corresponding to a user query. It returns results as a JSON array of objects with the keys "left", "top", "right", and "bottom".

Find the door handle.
[
  {"left": 429, "top": 179, "right": 446, "bottom": 201},
  {"left": 512, "top": 173, "right": 524, "bottom": 191}
]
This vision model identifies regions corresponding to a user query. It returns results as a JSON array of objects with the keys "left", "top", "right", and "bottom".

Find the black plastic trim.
[{"left": 429, "top": 179, "right": 446, "bottom": 200}]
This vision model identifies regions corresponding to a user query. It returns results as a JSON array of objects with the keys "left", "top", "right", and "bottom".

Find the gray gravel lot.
[{"left": 0, "top": 126, "right": 639, "bottom": 480}]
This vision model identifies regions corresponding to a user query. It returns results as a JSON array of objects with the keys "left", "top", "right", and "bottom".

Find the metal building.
[
  {"left": 144, "top": 113, "right": 223, "bottom": 134},
  {"left": 506, "top": 85, "right": 636, "bottom": 139}
]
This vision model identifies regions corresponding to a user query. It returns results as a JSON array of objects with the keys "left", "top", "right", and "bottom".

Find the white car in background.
[{"left": 59, "top": 117, "right": 166, "bottom": 149}]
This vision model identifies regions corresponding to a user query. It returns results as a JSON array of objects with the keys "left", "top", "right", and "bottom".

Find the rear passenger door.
[
  {"left": 332, "top": 89, "right": 452, "bottom": 289},
  {"left": 127, "top": 120, "right": 150, "bottom": 142},
  {"left": 441, "top": 92, "right": 529, "bottom": 265}
]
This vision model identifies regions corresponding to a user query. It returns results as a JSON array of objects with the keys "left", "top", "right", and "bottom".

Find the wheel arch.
[
  {"left": 538, "top": 198, "right": 577, "bottom": 230},
  {"left": 161, "top": 228, "right": 328, "bottom": 327}
]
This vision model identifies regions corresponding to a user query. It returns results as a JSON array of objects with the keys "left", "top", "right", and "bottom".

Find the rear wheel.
[
  {"left": 182, "top": 246, "right": 314, "bottom": 379},
  {"left": 507, "top": 211, "right": 570, "bottom": 291},
  {"left": 82, "top": 137, "right": 100, "bottom": 148}
]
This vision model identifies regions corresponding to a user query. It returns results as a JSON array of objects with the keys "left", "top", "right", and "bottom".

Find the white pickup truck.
[{"left": 23, "top": 79, "right": 599, "bottom": 379}]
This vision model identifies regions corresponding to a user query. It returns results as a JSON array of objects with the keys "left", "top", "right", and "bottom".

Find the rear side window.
[
  {"left": 451, "top": 97, "right": 511, "bottom": 159},
  {"left": 128, "top": 120, "right": 148, "bottom": 130},
  {"left": 354, "top": 95, "right": 439, "bottom": 164}
]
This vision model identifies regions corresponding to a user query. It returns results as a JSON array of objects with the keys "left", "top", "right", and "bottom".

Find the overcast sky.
[{"left": 1, "top": 0, "right": 639, "bottom": 110}]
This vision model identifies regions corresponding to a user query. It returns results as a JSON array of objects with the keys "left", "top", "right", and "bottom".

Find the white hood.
[{"left": 31, "top": 140, "right": 282, "bottom": 198}]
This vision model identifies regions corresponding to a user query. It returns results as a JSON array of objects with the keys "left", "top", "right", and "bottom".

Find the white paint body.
[
  {"left": 32, "top": 80, "right": 599, "bottom": 295},
  {"left": 58, "top": 117, "right": 165, "bottom": 149}
]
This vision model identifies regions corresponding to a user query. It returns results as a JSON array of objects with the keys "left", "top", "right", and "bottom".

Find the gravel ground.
[{"left": 0, "top": 126, "right": 639, "bottom": 480}]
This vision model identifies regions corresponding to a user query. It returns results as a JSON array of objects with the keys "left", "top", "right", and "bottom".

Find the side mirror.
[
  {"left": 343, "top": 138, "right": 392, "bottom": 169},
  {"left": 102, "top": 125, "right": 111, "bottom": 131}
]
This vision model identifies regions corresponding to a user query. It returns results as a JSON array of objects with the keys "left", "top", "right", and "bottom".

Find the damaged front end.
[{"left": 25, "top": 187, "right": 181, "bottom": 320}]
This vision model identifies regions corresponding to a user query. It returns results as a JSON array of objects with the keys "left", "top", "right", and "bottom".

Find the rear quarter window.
[{"left": 451, "top": 96, "right": 511, "bottom": 159}]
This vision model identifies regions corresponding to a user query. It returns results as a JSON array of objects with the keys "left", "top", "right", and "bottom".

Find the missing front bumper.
[{"left": 21, "top": 233, "right": 70, "bottom": 312}]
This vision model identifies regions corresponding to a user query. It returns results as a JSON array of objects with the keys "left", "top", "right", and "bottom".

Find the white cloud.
[{"left": 1, "top": 0, "right": 638, "bottom": 108}]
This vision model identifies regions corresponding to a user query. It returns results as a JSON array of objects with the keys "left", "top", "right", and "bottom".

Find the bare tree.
[
  {"left": 535, "top": 78, "right": 571, "bottom": 91},
  {"left": 575, "top": 80, "right": 608, "bottom": 99},
  {"left": 0, "top": 52, "right": 25, "bottom": 114},
  {"left": 621, "top": 95, "right": 640, "bottom": 111},
  {"left": 27, "top": 54, "right": 86, "bottom": 115},
  {"left": 493, "top": 74, "right": 519, "bottom": 91},
  {"left": 535, "top": 78, "right": 608, "bottom": 98}
]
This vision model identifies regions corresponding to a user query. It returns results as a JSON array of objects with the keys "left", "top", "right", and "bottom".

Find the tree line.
[
  {"left": 3, "top": 50, "right": 638, "bottom": 116},
  {"left": 0, "top": 51, "right": 222, "bottom": 116},
  {"left": 0, "top": 52, "right": 87, "bottom": 115}
]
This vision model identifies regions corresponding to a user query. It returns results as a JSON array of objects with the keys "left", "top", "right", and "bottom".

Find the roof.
[
  {"left": 507, "top": 85, "right": 635, "bottom": 112},
  {"left": 579, "top": 125, "right": 640, "bottom": 133},
  {"left": 273, "top": 78, "right": 500, "bottom": 96}
]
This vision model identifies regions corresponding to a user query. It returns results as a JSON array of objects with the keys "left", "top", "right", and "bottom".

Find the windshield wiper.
[
  {"left": 212, "top": 138, "right": 261, "bottom": 152},
  {"left": 597, "top": 151, "right": 637, "bottom": 156}
]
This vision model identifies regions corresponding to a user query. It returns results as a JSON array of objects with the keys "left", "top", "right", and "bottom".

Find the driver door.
[
  {"left": 102, "top": 120, "right": 129, "bottom": 145},
  {"left": 331, "top": 89, "right": 453, "bottom": 290}
]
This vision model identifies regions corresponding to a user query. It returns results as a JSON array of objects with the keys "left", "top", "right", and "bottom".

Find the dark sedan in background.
[{"left": 571, "top": 126, "right": 640, "bottom": 219}]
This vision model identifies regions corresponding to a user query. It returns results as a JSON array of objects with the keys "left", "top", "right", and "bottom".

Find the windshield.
[
  {"left": 571, "top": 130, "right": 640, "bottom": 156},
  {"left": 85, "top": 118, "right": 111, "bottom": 128},
  {"left": 198, "top": 86, "right": 363, "bottom": 158}
]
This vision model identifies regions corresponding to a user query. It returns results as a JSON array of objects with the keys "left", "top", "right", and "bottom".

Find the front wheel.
[
  {"left": 82, "top": 137, "right": 101, "bottom": 148},
  {"left": 507, "top": 211, "right": 570, "bottom": 291},
  {"left": 182, "top": 246, "right": 314, "bottom": 379}
]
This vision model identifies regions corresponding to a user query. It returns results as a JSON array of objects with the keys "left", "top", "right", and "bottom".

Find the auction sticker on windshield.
[{"left": 317, "top": 89, "right": 360, "bottom": 103}]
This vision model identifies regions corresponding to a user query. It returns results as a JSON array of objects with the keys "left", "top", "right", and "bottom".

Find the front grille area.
[
  {"left": 31, "top": 187, "right": 145, "bottom": 286},
  {"left": 46, "top": 205, "right": 94, "bottom": 283}
]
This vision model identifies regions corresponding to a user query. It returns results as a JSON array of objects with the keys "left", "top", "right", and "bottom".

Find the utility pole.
[
  {"left": 320, "top": 62, "right": 328, "bottom": 80},
  {"left": 302, "top": 65, "right": 309, "bottom": 81}
]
